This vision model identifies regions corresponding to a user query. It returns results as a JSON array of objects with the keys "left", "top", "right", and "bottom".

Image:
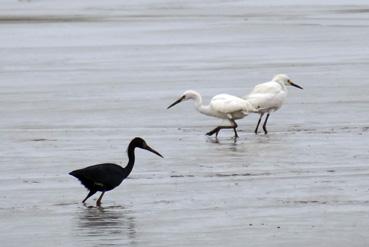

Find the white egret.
[
  {"left": 244, "top": 74, "right": 303, "bottom": 134},
  {"left": 167, "top": 90, "right": 256, "bottom": 138}
]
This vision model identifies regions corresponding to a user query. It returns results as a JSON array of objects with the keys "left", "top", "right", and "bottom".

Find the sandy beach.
[{"left": 0, "top": 0, "right": 369, "bottom": 246}]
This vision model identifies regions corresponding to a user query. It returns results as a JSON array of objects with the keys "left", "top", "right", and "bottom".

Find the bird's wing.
[
  {"left": 246, "top": 93, "right": 275, "bottom": 110},
  {"left": 71, "top": 163, "right": 123, "bottom": 190},
  {"left": 245, "top": 91, "right": 286, "bottom": 112},
  {"left": 210, "top": 94, "right": 253, "bottom": 114},
  {"left": 245, "top": 81, "right": 282, "bottom": 96},
  {"left": 243, "top": 81, "right": 285, "bottom": 111}
]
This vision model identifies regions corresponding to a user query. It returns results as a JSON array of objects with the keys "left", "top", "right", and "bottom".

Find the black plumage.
[{"left": 69, "top": 137, "right": 163, "bottom": 206}]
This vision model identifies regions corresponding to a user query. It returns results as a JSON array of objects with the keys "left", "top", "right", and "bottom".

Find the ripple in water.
[{"left": 73, "top": 206, "right": 136, "bottom": 246}]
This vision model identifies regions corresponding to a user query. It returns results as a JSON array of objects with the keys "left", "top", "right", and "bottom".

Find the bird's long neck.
[
  {"left": 192, "top": 92, "right": 212, "bottom": 116},
  {"left": 124, "top": 142, "right": 136, "bottom": 177},
  {"left": 276, "top": 81, "right": 288, "bottom": 92}
]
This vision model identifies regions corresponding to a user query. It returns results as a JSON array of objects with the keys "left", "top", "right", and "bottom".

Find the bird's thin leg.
[
  {"left": 207, "top": 126, "right": 230, "bottom": 137},
  {"left": 215, "top": 128, "right": 221, "bottom": 138},
  {"left": 255, "top": 113, "right": 264, "bottom": 135},
  {"left": 82, "top": 190, "right": 97, "bottom": 204},
  {"left": 262, "top": 113, "right": 270, "bottom": 134},
  {"left": 206, "top": 127, "right": 221, "bottom": 136},
  {"left": 206, "top": 120, "right": 238, "bottom": 138},
  {"left": 96, "top": 192, "right": 105, "bottom": 207},
  {"left": 230, "top": 119, "right": 239, "bottom": 138}
]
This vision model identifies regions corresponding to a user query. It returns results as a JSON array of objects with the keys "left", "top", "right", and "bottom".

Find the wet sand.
[{"left": 0, "top": 0, "right": 369, "bottom": 246}]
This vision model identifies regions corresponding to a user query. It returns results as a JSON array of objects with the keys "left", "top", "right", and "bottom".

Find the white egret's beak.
[
  {"left": 289, "top": 80, "right": 303, "bottom": 89},
  {"left": 167, "top": 95, "right": 186, "bottom": 109}
]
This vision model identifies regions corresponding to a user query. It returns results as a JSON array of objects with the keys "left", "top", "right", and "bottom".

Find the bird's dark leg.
[
  {"left": 230, "top": 119, "right": 239, "bottom": 138},
  {"left": 82, "top": 190, "right": 97, "bottom": 204},
  {"left": 96, "top": 192, "right": 105, "bottom": 207},
  {"left": 254, "top": 113, "right": 264, "bottom": 135},
  {"left": 206, "top": 120, "right": 238, "bottom": 138},
  {"left": 206, "top": 127, "right": 221, "bottom": 137},
  {"left": 215, "top": 128, "right": 221, "bottom": 138},
  {"left": 262, "top": 113, "right": 270, "bottom": 134}
]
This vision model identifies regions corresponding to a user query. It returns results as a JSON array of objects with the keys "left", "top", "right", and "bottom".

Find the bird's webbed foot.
[
  {"left": 206, "top": 127, "right": 219, "bottom": 136},
  {"left": 206, "top": 131, "right": 214, "bottom": 136}
]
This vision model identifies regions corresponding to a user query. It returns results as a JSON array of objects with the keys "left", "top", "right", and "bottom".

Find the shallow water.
[{"left": 0, "top": 0, "right": 369, "bottom": 246}]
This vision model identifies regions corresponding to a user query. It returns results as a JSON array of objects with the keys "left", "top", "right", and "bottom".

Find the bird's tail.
[
  {"left": 69, "top": 170, "right": 79, "bottom": 177},
  {"left": 242, "top": 100, "right": 259, "bottom": 113},
  {"left": 69, "top": 169, "right": 93, "bottom": 190}
]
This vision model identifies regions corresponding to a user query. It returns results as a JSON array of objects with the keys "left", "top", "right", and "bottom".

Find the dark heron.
[{"left": 69, "top": 137, "right": 163, "bottom": 206}]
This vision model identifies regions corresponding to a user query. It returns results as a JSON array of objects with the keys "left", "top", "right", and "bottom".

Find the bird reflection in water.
[
  {"left": 207, "top": 135, "right": 240, "bottom": 145},
  {"left": 75, "top": 206, "right": 136, "bottom": 245}
]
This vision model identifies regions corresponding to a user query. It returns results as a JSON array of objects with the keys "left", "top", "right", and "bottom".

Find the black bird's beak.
[
  {"left": 290, "top": 81, "right": 303, "bottom": 89},
  {"left": 167, "top": 95, "right": 185, "bottom": 109},
  {"left": 144, "top": 145, "right": 164, "bottom": 158}
]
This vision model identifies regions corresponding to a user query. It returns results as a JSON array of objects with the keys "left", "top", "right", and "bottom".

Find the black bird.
[{"left": 69, "top": 137, "right": 163, "bottom": 206}]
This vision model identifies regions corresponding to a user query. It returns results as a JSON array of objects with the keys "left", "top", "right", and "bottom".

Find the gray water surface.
[{"left": 0, "top": 1, "right": 369, "bottom": 246}]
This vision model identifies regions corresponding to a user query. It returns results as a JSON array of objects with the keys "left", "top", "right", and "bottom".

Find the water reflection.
[
  {"left": 75, "top": 205, "right": 136, "bottom": 246},
  {"left": 206, "top": 136, "right": 238, "bottom": 145}
]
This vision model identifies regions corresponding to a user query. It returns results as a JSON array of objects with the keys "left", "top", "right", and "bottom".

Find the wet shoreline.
[{"left": 1, "top": 0, "right": 369, "bottom": 246}]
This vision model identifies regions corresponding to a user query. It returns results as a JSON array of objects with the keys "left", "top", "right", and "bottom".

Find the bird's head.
[
  {"left": 131, "top": 137, "right": 163, "bottom": 158},
  {"left": 272, "top": 74, "right": 303, "bottom": 89},
  {"left": 167, "top": 90, "right": 200, "bottom": 109}
]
